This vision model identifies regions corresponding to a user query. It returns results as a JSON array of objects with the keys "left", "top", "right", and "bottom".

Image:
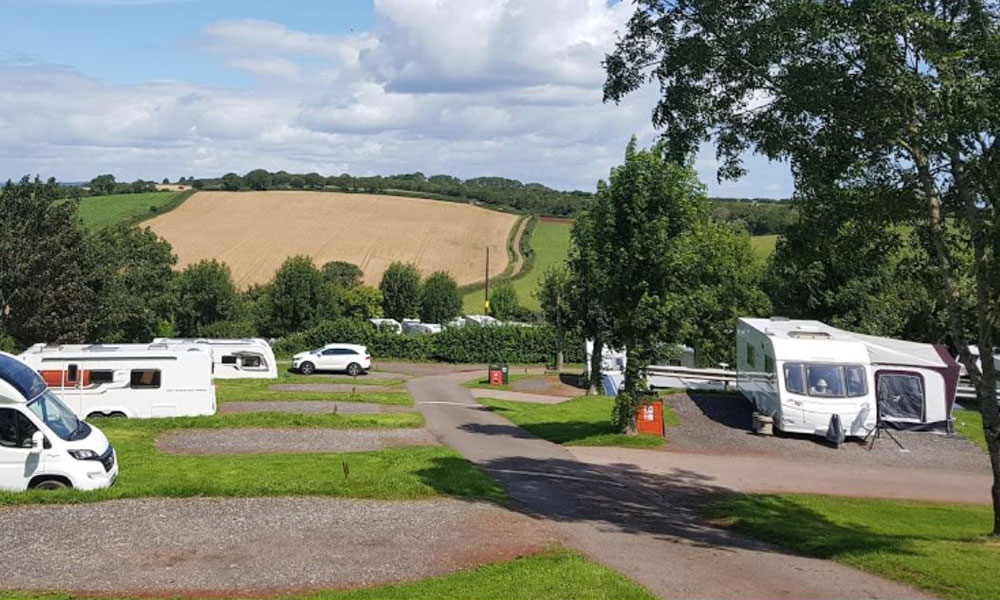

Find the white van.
[
  {"left": 153, "top": 338, "right": 277, "bottom": 379},
  {"left": 0, "top": 352, "right": 118, "bottom": 491},
  {"left": 19, "top": 343, "right": 216, "bottom": 419}
]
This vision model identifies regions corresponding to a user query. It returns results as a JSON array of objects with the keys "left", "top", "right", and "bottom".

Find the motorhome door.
[{"left": 876, "top": 372, "right": 925, "bottom": 423}]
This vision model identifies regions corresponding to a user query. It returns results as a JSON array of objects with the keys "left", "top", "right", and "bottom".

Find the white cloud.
[{"left": 2, "top": 2, "right": 792, "bottom": 195}]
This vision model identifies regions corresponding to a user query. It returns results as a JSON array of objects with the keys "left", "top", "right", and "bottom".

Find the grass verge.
[
  {"left": 954, "top": 408, "right": 987, "bottom": 451},
  {"left": 0, "top": 549, "right": 655, "bottom": 600},
  {"left": 478, "top": 395, "right": 670, "bottom": 448},
  {"left": 0, "top": 412, "right": 507, "bottom": 506},
  {"left": 217, "top": 378, "right": 412, "bottom": 405},
  {"left": 705, "top": 493, "right": 1000, "bottom": 600},
  {"left": 461, "top": 373, "right": 532, "bottom": 391}
]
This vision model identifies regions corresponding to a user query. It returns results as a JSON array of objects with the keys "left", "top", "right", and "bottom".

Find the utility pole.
[{"left": 484, "top": 246, "right": 490, "bottom": 315}]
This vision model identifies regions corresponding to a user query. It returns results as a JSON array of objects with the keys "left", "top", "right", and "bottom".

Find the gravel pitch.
[
  {"left": 269, "top": 383, "right": 400, "bottom": 393},
  {"left": 0, "top": 497, "right": 555, "bottom": 597},
  {"left": 220, "top": 401, "right": 393, "bottom": 415},
  {"left": 156, "top": 428, "right": 440, "bottom": 454},
  {"left": 663, "top": 392, "right": 989, "bottom": 470}
]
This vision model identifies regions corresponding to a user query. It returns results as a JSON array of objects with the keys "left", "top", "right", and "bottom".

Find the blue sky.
[{"left": 0, "top": 0, "right": 792, "bottom": 196}]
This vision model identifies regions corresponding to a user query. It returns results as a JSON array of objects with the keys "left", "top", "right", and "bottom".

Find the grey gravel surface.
[
  {"left": 0, "top": 497, "right": 555, "bottom": 596},
  {"left": 270, "top": 383, "right": 400, "bottom": 393},
  {"left": 663, "top": 392, "right": 989, "bottom": 470},
  {"left": 220, "top": 401, "right": 392, "bottom": 414},
  {"left": 156, "top": 428, "right": 440, "bottom": 454}
]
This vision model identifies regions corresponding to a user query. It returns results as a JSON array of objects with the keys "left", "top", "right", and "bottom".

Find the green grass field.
[
  {"left": 478, "top": 395, "right": 672, "bottom": 448},
  {"left": 463, "top": 220, "right": 573, "bottom": 314},
  {"left": 74, "top": 191, "right": 188, "bottom": 231},
  {"left": 705, "top": 494, "right": 1000, "bottom": 600},
  {"left": 751, "top": 234, "right": 779, "bottom": 259},
  {"left": 0, "top": 549, "right": 655, "bottom": 600},
  {"left": 216, "top": 375, "right": 411, "bottom": 405},
  {"left": 461, "top": 373, "right": 532, "bottom": 391}
]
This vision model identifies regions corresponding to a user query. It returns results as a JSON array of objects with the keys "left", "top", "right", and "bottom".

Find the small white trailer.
[
  {"left": 737, "top": 318, "right": 960, "bottom": 441},
  {"left": 19, "top": 343, "right": 217, "bottom": 419},
  {"left": 152, "top": 337, "right": 277, "bottom": 379}
]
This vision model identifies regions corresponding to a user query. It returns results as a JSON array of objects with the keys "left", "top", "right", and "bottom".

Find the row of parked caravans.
[{"left": 370, "top": 315, "right": 532, "bottom": 335}]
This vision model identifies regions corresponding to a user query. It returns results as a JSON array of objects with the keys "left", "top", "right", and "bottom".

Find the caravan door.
[{"left": 876, "top": 372, "right": 925, "bottom": 424}]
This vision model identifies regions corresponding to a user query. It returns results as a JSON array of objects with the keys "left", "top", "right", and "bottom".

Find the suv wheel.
[
  {"left": 300, "top": 361, "right": 316, "bottom": 375},
  {"left": 346, "top": 363, "right": 362, "bottom": 377}
]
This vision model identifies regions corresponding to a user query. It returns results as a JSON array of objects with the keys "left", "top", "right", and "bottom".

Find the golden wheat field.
[{"left": 144, "top": 191, "right": 519, "bottom": 288}]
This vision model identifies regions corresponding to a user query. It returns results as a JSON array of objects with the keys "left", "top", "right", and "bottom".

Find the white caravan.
[
  {"left": 19, "top": 343, "right": 216, "bottom": 419},
  {"left": 153, "top": 338, "right": 277, "bottom": 379},
  {"left": 0, "top": 352, "right": 118, "bottom": 491},
  {"left": 737, "top": 318, "right": 961, "bottom": 440}
]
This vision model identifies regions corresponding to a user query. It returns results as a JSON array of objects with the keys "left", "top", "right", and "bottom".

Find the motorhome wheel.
[{"left": 32, "top": 479, "right": 70, "bottom": 490}]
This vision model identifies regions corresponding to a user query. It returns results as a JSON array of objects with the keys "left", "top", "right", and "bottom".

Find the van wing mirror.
[{"left": 30, "top": 431, "right": 45, "bottom": 454}]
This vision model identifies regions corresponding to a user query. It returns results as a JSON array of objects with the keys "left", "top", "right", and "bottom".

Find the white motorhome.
[
  {"left": 0, "top": 352, "right": 118, "bottom": 491},
  {"left": 152, "top": 338, "right": 277, "bottom": 379},
  {"left": 737, "top": 318, "right": 960, "bottom": 440},
  {"left": 19, "top": 343, "right": 216, "bottom": 419}
]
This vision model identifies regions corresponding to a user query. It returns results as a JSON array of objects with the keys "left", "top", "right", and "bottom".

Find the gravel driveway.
[
  {"left": 664, "top": 392, "right": 988, "bottom": 470},
  {"left": 156, "top": 428, "right": 440, "bottom": 454},
  {"left": 0, "top": 497, "right": 555, "bottom": 596}
]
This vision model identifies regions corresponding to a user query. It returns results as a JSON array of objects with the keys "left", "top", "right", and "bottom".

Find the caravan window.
[
  {"left": 746, "top": 344, "right": 757, "bottom": 368},
  {"left": 807, "top": 365, "right": 845, "bottom": 397},
  {"left": 221, "top": 356, "right": 238, "bottom": 365},
  {"left": 130, "top": 370, "right": 161, "bottom": 389},
  {"left": 784, "top": 364, "right": 806, "bottom": 394},
  {"left": 242, "top": 354, "right": 263, "bottom": 368},
  {"left": 89, "top": 370, "right": 114, "bottom": 384},
  {"left": 845, "top": 366, "right": 867, "bottom": 397},
  {"left": 764, "top": 354, "right": 774, "bottom": 375},
  {"left": 784, "top": 363, "right": 868, "bottom": 397}
]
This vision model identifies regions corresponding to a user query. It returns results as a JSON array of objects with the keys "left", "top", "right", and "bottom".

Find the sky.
[{"left": 0, "top": 0, "right": 792, "bottom": 196}]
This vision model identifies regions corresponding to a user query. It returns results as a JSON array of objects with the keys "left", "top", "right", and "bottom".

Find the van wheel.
[
  {"left": 109, "top": 412, "right": 127, "bottom": 419},
  {"left": 346, "top": 363, "right": 362, "bottom": 377},
  {"left": 87, "top": 412, "right": 106, "bottom": 420},
  {"left": 300, "top": 362, "right": 316, "bottom": 375},
  {"left": 32, "top": 478, "right": 70, "bottom": 490}
]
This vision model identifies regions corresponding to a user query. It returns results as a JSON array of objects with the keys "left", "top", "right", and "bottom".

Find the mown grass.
[
  {"left": 461, "top": 373, "right": 532, "bottom": 391},
  {"left": 478, "top": 395, "right": 671, "bottom": 448},
  {"left": 705, "top": 494, "right": 1000, "bottom": 600},
  {"left": 74, "top": 191, "right": 187, "bottom": 231},
  {"left": 216, "top": 377, "right": 412, "bottom": 405},
  {"left": 0, "top": 412, "right": 507, "bottom": 507},
  {"left": 0, "top": 549, "right": 655, "bottom": 600},
  {"left": 954, "top": 408, "right": 987, "bottom": 451},
  {"left": 750, "top": 233, "right": 779, "bottom": 259}
]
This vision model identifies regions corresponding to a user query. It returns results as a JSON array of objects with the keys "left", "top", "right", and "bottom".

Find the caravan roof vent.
[
  {"left": 770, "top": 316, "right": 790, "bottom": 321},
  {"left": 789, "top": 329, "right": 832, "bottom": 340}
]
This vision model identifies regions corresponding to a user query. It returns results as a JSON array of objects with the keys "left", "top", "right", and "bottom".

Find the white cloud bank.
[{"left": 1, "top": 0, "right": 791, "bottom": 195}]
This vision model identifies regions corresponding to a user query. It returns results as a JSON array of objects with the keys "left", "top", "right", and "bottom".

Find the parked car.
[
  {"left": 0, "top": 351, "right": 118, "bottom": 491},
  {"left": 292, "top": 344, "right": 371, "bottom": 376}
]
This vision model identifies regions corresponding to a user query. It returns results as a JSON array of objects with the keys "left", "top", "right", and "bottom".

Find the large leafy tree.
[
  {"left": 267, "top": 255, "right": 340, "bottom": 336},
  {"left": 488, "top": 280, "right": 522, "bottom": 321},
  {"left": 606, "top": 0, "right": 1000, "bottom": 533},
  {"left": 0, "top": 177, "right": 97, "bottom": 346},
  {"left": 420, "top": 271, "right": 462, "bottom": 324},
  {"left": 174, "top": 259, "right": 240, "bottom": 336},
  {"left": 379, "top": 262, "right": 422, "bottom": 320},
  {"left": 535, "top": 266, "right": 573, "bottom": 371},
  {"left": 88, "top": 225, "right": 177, "bottom": 342},
  {"left": 568, "top": 205, "right": 613, "bottom": 395},
  {"left": 322, "top": 261, "right": 364, "bottom": 289}
]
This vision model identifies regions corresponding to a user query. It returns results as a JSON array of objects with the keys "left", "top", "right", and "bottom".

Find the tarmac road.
[{"left": 409, "top": 371, "right": 930, "bottom": 600}]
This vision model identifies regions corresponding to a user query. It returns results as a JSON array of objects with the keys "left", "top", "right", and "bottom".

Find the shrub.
[{"left": 420, "top": 271, "right": 462, "bottom": 324}]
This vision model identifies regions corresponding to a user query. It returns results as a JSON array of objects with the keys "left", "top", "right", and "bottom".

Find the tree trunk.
[
  {"left": 588, "top": 334, "right": 602, "bottom": 396},
  {"left": 556, "top": 329, "right": 564, "bottom": 373}
]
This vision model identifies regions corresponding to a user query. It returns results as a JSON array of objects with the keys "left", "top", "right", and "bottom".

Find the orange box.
[{"left": 635, "top": 402, "right": 664, "bottom": 436}]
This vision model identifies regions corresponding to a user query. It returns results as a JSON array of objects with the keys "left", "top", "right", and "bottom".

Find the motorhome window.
[
  {"left": 27, "top": 391, "right": 87, "bottom": 441},
  {"left": 0, "top": 408, "right": 38, "bottom": 448},
  {"left": 89, "top": 370, "right": 114, "bottom": 384},
  {"left": 242, "top": 355, "right": 263, "bottom": 368},
  {"left": 221, "top": 356, "right": 238, "bottom": 365},
  {"left": 764, "top": 355, "right": 774, "bottom": 375},
  {"left": 784, "top": 364, "right": 806, "bottom": 394},
  {"left": 807, "top": 365, "right": 846, "bottom": 397},
  {"left": 746, "top": 344, "right": 757, "bottom": 368},
  {"left": 845, "top": 366, "right": 867, "bottom": 397},
  {"left": 66, "top": 364, "right": 79, "bottom": 383},
  {"left": 130, "top": 370, "right": 161, "bottom": 389}
]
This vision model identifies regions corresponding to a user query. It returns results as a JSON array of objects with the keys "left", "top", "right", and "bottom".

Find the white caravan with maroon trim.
[
  {"left": 152, "top": 338, "right": 277, "bottom": 379},
  {"left": 19, "top": 343, "right": 216, "bottom": 419},
  {"left": 0, "top": 352, "right": 118, "bottom": 491},
  {"left": 737, "top": 318, "right": 960, "bottom": 440}
]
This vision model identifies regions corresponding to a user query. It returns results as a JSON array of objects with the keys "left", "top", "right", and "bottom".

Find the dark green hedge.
[{"left": 273, "top": 318, "right": 583, "bottom": 364}]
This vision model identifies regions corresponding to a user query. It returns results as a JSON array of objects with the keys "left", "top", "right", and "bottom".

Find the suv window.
[{"left": 0, "top": 409, "right": 38, "bottom": 449}]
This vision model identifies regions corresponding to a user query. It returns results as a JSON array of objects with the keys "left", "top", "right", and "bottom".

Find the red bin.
[{"left": 635, "top": 402, "right": 664, "bottom": 436}]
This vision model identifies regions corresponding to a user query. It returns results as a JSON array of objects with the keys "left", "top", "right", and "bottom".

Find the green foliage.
[
  {"left": 379, "top": 262, "right": 422, "bottom": 320},
  {"left": 535, "top": 265, "right": 572, "bottom": 368},
  {"left": 88, "top": 174, "right": 116, "bottom": 196},
  {"left": 705, "top": 494, "right": 998, "bottom": 600},
  {"left": 244, "top": 168, "right": 273, "bottom": 191},
  {"left": 221, "top": 172, "right": 242, "bottom": 191},
  {"left": 87, "top": 225, "right": 177, "bottom": 343},
  {"left": 266, "top": 255, "right": 341, "bottom": 337},
  {"left": 322, "top": 260, "right": 364, "bottom": 289},
  {"left": 174, "top": 259, "right": 240, "bottom": 337},
  {"left": 420, "top": 271, "right": 462, "bottom": 323},
  {"left": 488, "top": 280, "right": 523, "bottom": 320},
  {"left": 479, "top": 395, "right": 667, "bottom": 448},
  {"left": 0, "top": 177, "right": 97, "bottom": 347},
  {"left": 340, "top": 285, "right": 384, "bottom": 320}
]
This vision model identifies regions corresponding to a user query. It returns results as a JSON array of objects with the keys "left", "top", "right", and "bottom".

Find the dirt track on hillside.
[{"left": 145, "top": 191, "right": 518, "bottom": 287}]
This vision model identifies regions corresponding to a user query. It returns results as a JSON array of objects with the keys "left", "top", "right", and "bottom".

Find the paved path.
[
  {"left": 468, "top": 388, "right": 569, "bottom": 404},
  {"left": 569, "top": 446, "right": 993, "bottom": 505},
  {"left": 409, "top": 374, "right": 929, "bottom": 600}
]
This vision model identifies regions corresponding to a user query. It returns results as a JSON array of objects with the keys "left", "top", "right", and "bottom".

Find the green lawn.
[
  {"left": 751, "top": 234, "right": 778, "bottom": 259},
  {"left": 478, "top": 395, "right": 671, "bottom": 448},
  {"left": 705, "top": 494, "right": 1000, "bottom": 600},
  {"left": 0, "top": 412, "right": 506, "bottom": 507},
  {"left": 461, "top": 373, "right": 532, "bottom": 391},
  {"left": 73, "top": 191, "right": 189, "bottom": 231},
  {"left": 216, "top": 377, "right": 412, "bottom": 405},
  {"left": 954, "top": 408, "right": 987, "bottom": 451},
  {"left": 0, "top": 549, "right": 655, "bottom": 600},
  {"left": 463, "top": 220, "right": 573, "bottom": 314}
]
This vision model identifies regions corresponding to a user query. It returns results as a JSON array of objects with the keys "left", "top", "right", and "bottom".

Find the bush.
[
  {"left": 380, "top": 262, "right": 422, "bottom": 320},
  {"left": 420, "top": 271, "right": 462, "bottom": 323}
]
